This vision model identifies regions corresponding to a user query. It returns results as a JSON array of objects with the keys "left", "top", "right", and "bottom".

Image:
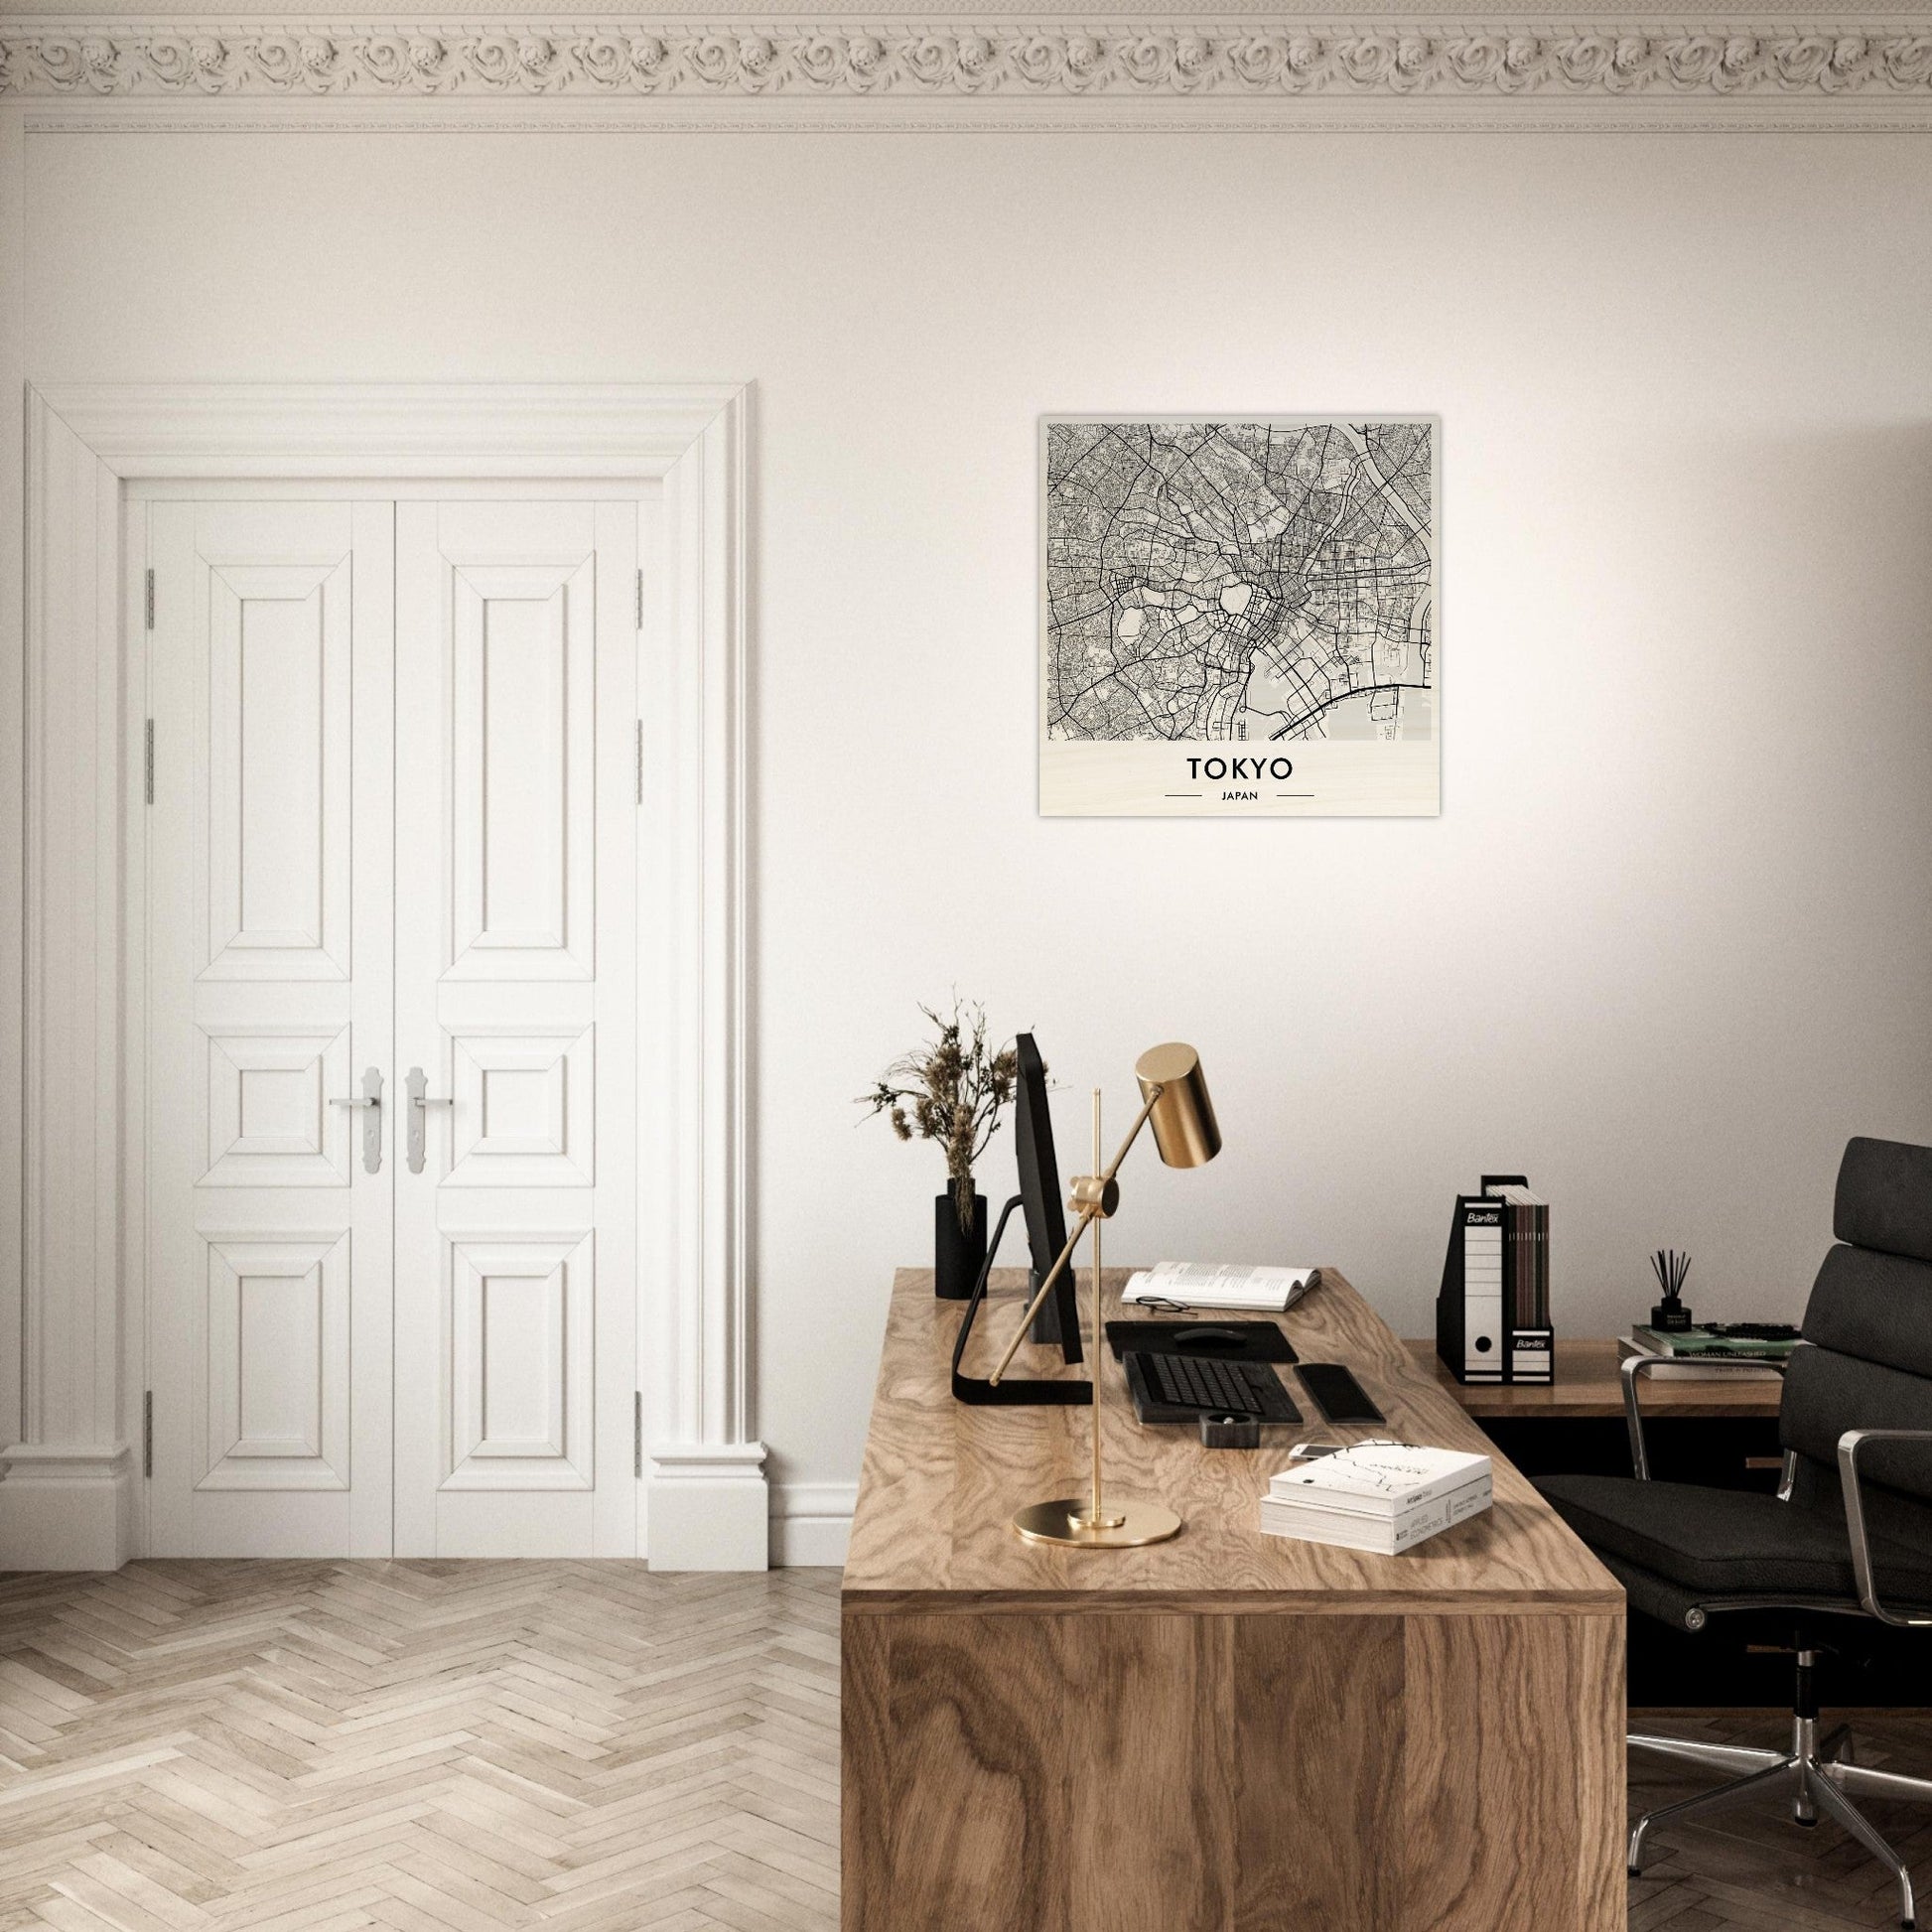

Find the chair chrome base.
[{"left": 1630, "top": 1711, "right": 1932, "bottom": 1928}]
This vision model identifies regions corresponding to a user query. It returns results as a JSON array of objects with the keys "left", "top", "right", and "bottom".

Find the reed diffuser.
[{"left": 1650, "top": 1248, "right": 1694, "bottom": 1332}]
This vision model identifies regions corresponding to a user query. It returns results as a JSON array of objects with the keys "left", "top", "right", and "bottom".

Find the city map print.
[{"left": 1040, "top": 418, "right": 1440, "bottom": 816}]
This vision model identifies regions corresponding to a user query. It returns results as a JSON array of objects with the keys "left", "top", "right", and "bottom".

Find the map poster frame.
[{"left": 1038, "top": 415, "right": 1441, "bottom": 818}]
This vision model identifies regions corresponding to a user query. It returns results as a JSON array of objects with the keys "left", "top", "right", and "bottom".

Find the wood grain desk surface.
[
  {"left": 1407, "top": 1335, "right": 1784, "bottom": 1420},
  {"left": 843, "top": 1267, "right": 1620, "bottom": 1616}
]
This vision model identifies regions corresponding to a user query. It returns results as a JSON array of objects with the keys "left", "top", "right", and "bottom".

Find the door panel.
[
  {"left": 147, "top": 500, "right": 394, "bottom": 1557},
  {"left": 203, "top": 1234, "right": 350, "bottom": 1489},
  {"left": 445, "top": 1027, "right": 595, "bottom": 1188},
  {"left": 393, "top": 500, "right": 637, "bottom": 1557},
  {"left": 446, "top": 1230, "right": 594, "bottom": 1488},
  {"left": 202, "top": 1025, "right": 352, "bottom": 1187},
  {"left": 449, "top": 562, "right": 595, "bottom": 979},
  {"left": 204, "top": 564, "right": 352, "bottom": 979}
]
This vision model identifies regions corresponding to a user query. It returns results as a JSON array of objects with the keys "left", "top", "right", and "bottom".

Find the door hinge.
[
  {"left": 633, "top": 1392, "right": 643, "bottom": 1479},
  {"left": 144, "top": 568, "right": 155, "bottom": 631},
  {"left": 144, "top": 720, "right": 155, "bottom": 805},
  {"left": 143, "top": 1391, "right": 153, "bottom": 1478},
  {"left": 635, "top": 720, "right": 644, "bottom": 805},
  {"left": 635, "top": 567, "right": 644, "bottom": 632}
]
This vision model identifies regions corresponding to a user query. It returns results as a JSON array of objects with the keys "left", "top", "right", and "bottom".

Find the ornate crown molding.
[{"left": 2, "top": 18, "right": 1930, "bottom": 103}]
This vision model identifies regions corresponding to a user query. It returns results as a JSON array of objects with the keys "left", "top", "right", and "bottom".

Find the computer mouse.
[{"left": 1173, "top": 1325, "right": 1246, "bottom": 1350}]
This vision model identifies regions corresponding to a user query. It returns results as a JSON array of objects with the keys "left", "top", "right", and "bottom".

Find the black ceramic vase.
[{"left": 934, "top": 1185, "right": 988, "bottom": 1300}]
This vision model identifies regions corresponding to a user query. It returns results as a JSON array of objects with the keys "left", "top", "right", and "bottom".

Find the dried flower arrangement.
[{"left": 861, "top": 999, "right": 1021, "bottom": 1234}]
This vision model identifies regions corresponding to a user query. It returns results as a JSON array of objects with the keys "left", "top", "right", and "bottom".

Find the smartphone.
[{"left": 1297, "top": 1363, "right": 1386, "bottom": 1426}]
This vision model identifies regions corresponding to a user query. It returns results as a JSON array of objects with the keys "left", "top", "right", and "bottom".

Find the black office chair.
[{"left": 1538, "top": 1136, "right": 1932, "bottom": 1930}]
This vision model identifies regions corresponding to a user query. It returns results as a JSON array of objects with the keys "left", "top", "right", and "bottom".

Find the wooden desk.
[
  {"left": 843, "top": 1269, "right": 1625, "bottom": 1932},
  {"left": 1407, "top": 1336, "right": 1783, "bottom": 1420}
]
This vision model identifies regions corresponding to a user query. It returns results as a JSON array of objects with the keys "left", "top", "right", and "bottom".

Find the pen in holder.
[{"left": 1650, "top": 1247, "right": 1694, "bottom": 1332}]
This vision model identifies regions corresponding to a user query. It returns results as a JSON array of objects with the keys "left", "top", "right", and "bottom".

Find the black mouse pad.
[{"left": 1104, "top": 1319, "right": 1297, "bottom": 1364}]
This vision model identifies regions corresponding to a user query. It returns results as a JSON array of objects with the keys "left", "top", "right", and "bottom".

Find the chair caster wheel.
[
  {"left": 1627, "top": 1868, "right": 1640, "bottom": 1878},
  {"left": 1796, "top": 1816, "right": 1818, "bottom": 1828}
]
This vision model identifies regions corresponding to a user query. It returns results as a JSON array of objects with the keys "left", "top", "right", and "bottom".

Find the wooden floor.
[
  {"left": 1631, "top": 1708, "right": 1932, "bottom": 1931},
  {"left": 0, "top": 1562, "right": 1927, "bottom": 1931},
  {"left": 0, "top": 1563, "right": 840, "bottom": 1932}
]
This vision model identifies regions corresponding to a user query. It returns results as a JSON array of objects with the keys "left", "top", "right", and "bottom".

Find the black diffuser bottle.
[{"left": 1650, "top": 1248, "right": 1694, "bottom": 1331}]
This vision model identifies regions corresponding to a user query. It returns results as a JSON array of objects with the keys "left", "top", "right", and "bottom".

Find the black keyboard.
[{"left": 1124, "top": 1350, "right": 1302, "bottom": 1425}]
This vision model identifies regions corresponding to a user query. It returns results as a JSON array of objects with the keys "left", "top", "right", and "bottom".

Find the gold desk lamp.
[{"left": 986, "top": 1041, "right": 1221, "bottom": 1549}]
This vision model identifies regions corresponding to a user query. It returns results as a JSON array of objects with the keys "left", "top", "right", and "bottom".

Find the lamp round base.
[{"left": 1012, "top": 1497, "right": 1182, "bottom": 1548}]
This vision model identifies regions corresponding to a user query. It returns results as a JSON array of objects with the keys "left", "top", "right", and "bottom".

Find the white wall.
[{"left": 22, "top": 127, "right": 1932, "bottom": 1533}]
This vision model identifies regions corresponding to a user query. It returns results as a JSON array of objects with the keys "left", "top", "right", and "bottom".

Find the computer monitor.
[
  {"left": 948, "top": 1032, "right": 1089, "bottom": 1406},
  {"left": 1014, "top": 1033, "right": 1083, "bottom": 1364}
]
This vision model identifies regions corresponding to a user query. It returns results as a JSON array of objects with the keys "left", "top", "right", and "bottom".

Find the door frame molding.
[{"left": 7, "top": 381, "right": 762, "bottom": 1570}]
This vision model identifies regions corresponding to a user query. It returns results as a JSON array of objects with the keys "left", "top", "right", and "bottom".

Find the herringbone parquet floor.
[
  {"left": 2, "top": 1561, "right": 1931, "bottom": 1930},
  {"left": 0, "top": 1563, "right": 840, "bottom": 1932},
  {"left": 1630, "top": 1707, "right": 1932, "bottom": 1931}
]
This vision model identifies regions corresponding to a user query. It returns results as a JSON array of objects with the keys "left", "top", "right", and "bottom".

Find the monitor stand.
[
  {"left": 1030, "top": 1268, "right": 1074, "bottom": 1347},
  {"left": 950, "top": 1195, "right": 1092, "bottom": 1407}
]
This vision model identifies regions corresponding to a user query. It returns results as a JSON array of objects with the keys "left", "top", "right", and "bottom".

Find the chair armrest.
[
  {"left": 1621, "top": 1351, "right": 1787, "bottom": 1481},
  {"left": 1838, "top": 1428, "right": 1932, "bottom": 1627}
]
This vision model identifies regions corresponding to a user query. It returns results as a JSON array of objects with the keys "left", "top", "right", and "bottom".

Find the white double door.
[{"left": 145, "top": 494, "right": 639, "bottom": 1557}]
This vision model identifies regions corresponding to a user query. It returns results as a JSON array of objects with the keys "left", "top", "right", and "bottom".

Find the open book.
[{"left": 1121, "top": 1262, "right": 1318, "bottom": 1313}]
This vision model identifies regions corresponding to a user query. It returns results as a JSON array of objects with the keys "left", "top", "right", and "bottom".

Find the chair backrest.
[{"left": 1780, "top": 1138, "right": 1932, "bottom": 1538}]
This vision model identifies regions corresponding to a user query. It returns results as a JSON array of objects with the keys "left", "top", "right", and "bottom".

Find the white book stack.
[{"left": 1259, "top": 1443, "right": 1493, "bottom": 1556}]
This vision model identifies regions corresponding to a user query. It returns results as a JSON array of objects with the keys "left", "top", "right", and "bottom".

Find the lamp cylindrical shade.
[{"left": 1134, "top": 1042, "right": 1221, "bottom": 1169}]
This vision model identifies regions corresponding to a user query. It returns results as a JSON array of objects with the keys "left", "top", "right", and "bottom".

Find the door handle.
[
  {"left": 329, "top": 1066, "right": 385, "bottom": 1174},
  {"left": 405, "top": 1066, "right": 454, "bottom": 1175}
]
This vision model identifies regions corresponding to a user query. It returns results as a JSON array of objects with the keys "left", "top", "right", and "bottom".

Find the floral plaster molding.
[{"left": 3, "top": 19, "right": 1932, "bottom": 104}]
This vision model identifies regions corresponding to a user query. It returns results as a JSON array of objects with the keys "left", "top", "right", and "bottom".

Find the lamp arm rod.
[
  {"left": 1097, "top": 1085, "right": 1164, "bottom": 1187},
  {"left": 987, "top": 1085, "right": 1165, "bottom": 1387},
  {"left": 986, "top": 1205, "right": 1098, "bottom": 1387}
]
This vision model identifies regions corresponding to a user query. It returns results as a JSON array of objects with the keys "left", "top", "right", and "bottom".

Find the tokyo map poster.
[{"left": 1040, "top": 417, "right": 1440, "bottom": 816}]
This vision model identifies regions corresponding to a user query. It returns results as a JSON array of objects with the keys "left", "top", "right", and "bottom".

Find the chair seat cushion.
[{"left": 1536, "top": 1473, "right": 1932, "bottom": 1602}]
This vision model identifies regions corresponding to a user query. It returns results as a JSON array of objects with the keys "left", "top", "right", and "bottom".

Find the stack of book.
[
  {"left": 1617, "top": 1322, "right": 1798, "bottom": 1381},
  {"left": 1258, "top": 1443, "right": 1493, "bottom": 1555}
]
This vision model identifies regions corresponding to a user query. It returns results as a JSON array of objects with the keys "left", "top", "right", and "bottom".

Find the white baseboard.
[
  {"left": 0, "top": 1444, "right": 135, "bottom": 1571},
  {"left": 770, "top": 1481, "right": 855, "bottom": 1568},
  {"left": 646, "top": 1442, "right": 769, "bottom": 1571},
  {"left": 0, "top": 1442, "right": 851, "bottom": 1573}
]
